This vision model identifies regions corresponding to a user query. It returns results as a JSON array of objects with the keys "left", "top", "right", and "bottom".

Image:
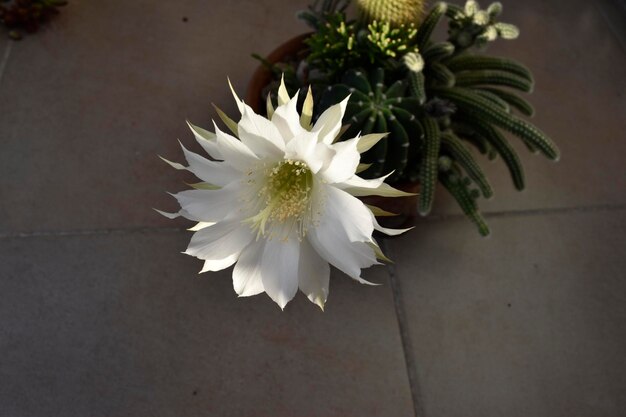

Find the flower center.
[{"left": 247, "top": 160, "right": 314, "bottom": 240}]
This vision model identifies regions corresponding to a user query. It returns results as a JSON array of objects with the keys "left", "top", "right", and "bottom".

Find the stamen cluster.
[{"left": 247, "top": 160, "right": 314, "bottom": 240}]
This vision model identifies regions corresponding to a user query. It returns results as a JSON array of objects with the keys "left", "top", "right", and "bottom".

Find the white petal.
[
  {"left": 272, "top": 91, "right": 305, "bottom": 141},
  {"left": 308, "top": 226, "right": 379, "bottom": 283},
  {"left": 154, "top": 208, "right": 180, "bottom": 219},
  {"left": 324, "top": 186, "right": 375, "bottom": 242},
  {"left": 311, "top": 142, "right": 337, "bottom": 174},
  {"left": 185, "top": 220, "right": 253, "bottom": 263},
  {"left": 298, "top": 239, "right": 330, "bottom": 310},
  {"left": 337, "top": 174, "right": 416, "bottom": 197},
  {"left": 238, "top": 105, "right": 286, "bottom": 158},
  {"left": 172, "top": 181, "right": 242, "bottom": 222},
  {"left": 233, "top": 240, "right": 266, "bottom": 297},
  {"left": 260, "top": 236, "right": 300, "bottom": 309},
  {"left": 200, "top": 253, "right": 240, "bottom": 273},
  {"left": 186, "top": 120, "right": 222, "bottom": 159},
  {"left": 311, "top": 95, "right": 350, "bottom": 145},
  {"left": 369, "top": 210, "right": 413, "bottom": 236},
  {"left": 307, "top": 186, "right": 379, "bottom": 281},
  {"left": 188, "top": 222, "right": 215, "bottom": 231},
  {"left": 337, "top": 173, "right": 391, "bottom": 189},
  {"left": 214, "top": 122, "right": 260, "bottom": 171},
  {"left": 319, "top": 136, "right": 360, "bottom": 183},
  {"left": 179, "top": 140, "right": 239, "bottom": 186},
  {"left": 284, "top": 130, "right": 324, "bottom": 173},
  {"left": 228, "top": 77, "right": 245, "bottom": 114}
]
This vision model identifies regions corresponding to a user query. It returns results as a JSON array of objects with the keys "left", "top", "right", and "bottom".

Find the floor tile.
[
  {"left": 0, "top": 0, "right": 308, "bottom": 234},
  {"left": 0, "top": 230, "right": 413, "bottom": 417},
  {"left": 388, "top": 209, "right": 626, "bottom": 417}
]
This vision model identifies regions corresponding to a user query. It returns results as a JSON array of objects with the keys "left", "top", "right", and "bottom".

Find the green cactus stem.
[
  {"left": 418, "top": 116, "right": 441, "bottom": 215},
  {"left": 422, "top": 41, "right": 456, "bottom": 62},
  {"left": 478, "top": 87, "right": 535, "bottom": 116},
  {"left": 446, "top": 55, "right": 534, "bottom": 82},
  {"left": 454, "top": 70, "right": 533, "bottom": 93},
  {"left": 415, "top": 2, "right": 448, "bottom": 49},
  {"left": 320, "top": 68, "right": 423, "bottom": 181},
  {"left": 453, "top": 115, "right": 525, "bottom": 190},
  {"left": 440, "top": 131, "right": 493, "bottom": 198},
  {"left": 439, "top": 167, "right": 490, "bottom": 236},
  {"left": 432, "top": 87, "right": 560, "bottom": 160}
]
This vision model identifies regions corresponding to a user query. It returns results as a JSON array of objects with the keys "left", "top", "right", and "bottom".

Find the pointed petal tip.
[{"left": 153, "top": 208, "right": 180, "bottom": 219}]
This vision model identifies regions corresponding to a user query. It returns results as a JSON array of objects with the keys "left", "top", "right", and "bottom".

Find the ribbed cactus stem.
[{"left": 357, "top": 0, "right": 426, "bottom": 26}]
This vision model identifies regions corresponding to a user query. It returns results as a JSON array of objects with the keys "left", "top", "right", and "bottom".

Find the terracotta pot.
[{"left": 246, "top": 35, "right": 420, "bottom": 230}]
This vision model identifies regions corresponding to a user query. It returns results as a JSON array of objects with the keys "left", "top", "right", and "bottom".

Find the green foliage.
[
  {"left": 305, "top": 13, "right": 361, "bottom": 78},
  {"left": 305, "top": 13, "right": 421, "bottom": 79}
]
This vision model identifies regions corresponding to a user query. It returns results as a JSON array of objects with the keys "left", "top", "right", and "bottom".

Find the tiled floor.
[{"left": 0, "top": 0, "right": 624, "bottom": 416}]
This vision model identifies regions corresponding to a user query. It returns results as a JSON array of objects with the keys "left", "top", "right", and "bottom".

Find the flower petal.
[
  {"left": 260, "top": 235, "right": 300, "bottom": 309},
  {"left": 337, "top": 174, "right": 416, "bottom": 197},
  {"left": 172, "top": 181, "right": 242, "bottom": 222},
  {"left": 307, "top": 186, "right": 379, "bottom": 281},
  {"left": 277, "top": 74, "right": 291, "bottom": 106},
  {"left": 319, "top": 136, "right": 360, "bottom": 183},
  {"left": 228, "top": 77, "right": 245, "bottom": 114},
  {"left": 323, "top": 186, "right": 374, "bottom": 242},
  {"left": 308, "top": 226, "right": 378, "bottom": 283},
  {"left": 272, "top": 91, "right": 305, "bottom": 141},
  {"left": 311, "top": 95, "right": 350, "bottom": 145},
  {"left": 284, "top": 130, "right": 324, "bottom": 173},
  {"left": 238, "top": 105, "right": 286, "bottom": 158},
  {"left": 186, "top": 120, "right": 222, "bottom": 159},
  {"left": 298, "top": 239, "right": 330, "bottom": 310},
  {"left": 214, "top": 122, "right": 260, "bottom": 171},
  {"left": 179, "top": 140, "right": 239, "bottom": 186},
  {"left": 369, "top": 210, "right": 413, "bottom": 236},
  {"left": 200, "top": 253, "right": 240, "bottom": 273},
  {"left": 233, "top": 240, "right": 266, "bottom": 297},
  {"left": 185, "top": 220, "right": 253, "bottom": 265}
]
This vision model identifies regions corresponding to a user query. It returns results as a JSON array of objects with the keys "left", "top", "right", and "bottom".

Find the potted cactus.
[{"left": 246, "top": 0, "right": 559, "bottom": 236}]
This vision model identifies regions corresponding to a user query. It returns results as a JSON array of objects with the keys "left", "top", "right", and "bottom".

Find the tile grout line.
[
  {"left": 382, "top": 239, "right": 425, "bottom": 417},
  {"left": 0, "top": 41, "right": 13, "bottom": 85},
  {"left": 0, "top": 226, "right": 187, "bottom": 239},
  {"left": 422, "top": 203, "right": 626, "bottom": 223},
  {"left": 1, "top": 203, "right": 625, "bottom": 240}
]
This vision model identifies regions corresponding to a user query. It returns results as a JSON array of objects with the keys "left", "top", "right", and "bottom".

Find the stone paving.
[{"left": 0, "top": 0, "right": 625, "bottom": 416}]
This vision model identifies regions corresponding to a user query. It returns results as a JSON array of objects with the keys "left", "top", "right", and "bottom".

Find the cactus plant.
[
  {"left": 257, "top": 0, "right": 559, "bottom": 236},
  {"left": 318, "top": 68, "right": 424, "bottom": 181},
  {"left": 357, "top": 0, "right": 427, "bottom": 26}
]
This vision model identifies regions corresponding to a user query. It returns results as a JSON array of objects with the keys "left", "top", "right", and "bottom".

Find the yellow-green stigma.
[{"left": 248, "top": 160, "right": 313, "bottom": 240}]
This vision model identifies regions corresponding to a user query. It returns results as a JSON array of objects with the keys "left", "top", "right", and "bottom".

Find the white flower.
[{"left": 158, "top": 77, "right": 412, "bottom": 310}]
